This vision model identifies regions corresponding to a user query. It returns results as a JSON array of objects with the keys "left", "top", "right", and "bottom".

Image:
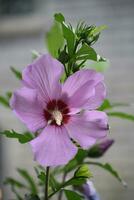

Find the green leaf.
[
  {"left": 55, "top": 13, "right": 75, "bottom": 56},
  {"left": 99, "top": 99, "right": 112, "bottom": 111},
  {"left": 4, "top": 178, "right": 24, "bottom": 200},
  {"left": 17, "top": 169, "right": 38, "bottom": 194},
  {"left": 74, "top": 164, "right": 92, "bottom": 179},
  {"left": 0, "top": 91, "right": 12, "bottom": 108},
  {"left": 24, "top": 194, "right": 40, "bottom": 200},
  {"left": 0, "top": 95, "right": 9, "bottom": 107},
  {"left": 90, "top": 25, "right": 107, "bottom": 36},
  {"left": 54, "top": 149, "right": 87, "bottom": 175},
  {"left": 108, "top": 111, "right": 134, "bottom": 121},
  {"left": 48, "top": 177, "right": 86, "bottom": 198},
  {"left": 54, "top": 13, "right": 65, "bottom": 23},
  {"left": 64, "top": 164, "right": 92, "bottom": 187},
  {"left": 49, "top": 178, "right": 85, "bottom": 198},
  {"left": 64, "top": 177, "right": 86, "bottom": 187},
  {"left": 87, "top": 161, "right": 127, "bottom": 187},
  {"left": 64, "top": 189, "right": 83, "bottom": 200},
  {"left": 11, "top": 188, "right": 23, "bottom": 200},
  {"left": 90, "top": 60, "right": 109, "bottom": 72},
  {"left": 37, "top": 171, "right": 46, "bottom": 183},
  {"left": 46, "top": 21, "right": 64, "bottom": 58},
  {"left": 37, "top": 170, "right": 59, "bottom": 192},
  {"left": 62, "top": 23, "right": 75, "bottom": 56},
  {"left": 10, "top": 66, "right": 22, "bottom": 80},
  {"left": 6, "top": 91, "right": 12, "bottom": 99},
  {"left": 63, "top": 159, "right": 78, "bottom": 173},
  {"left": 0, "top": 130, "right": 34, "bottom": 143},
  {"left": 4, "top": 178, "right": 27, "bottom": 189},
  {"left": 75, "top": 149, "right": 88, "bottom": 163},
  {"left": 99, "top": 99, "right": 130, "bottom": 111},
  {"left": 76, "top": 43, "right": 97, "bottom": 61}
]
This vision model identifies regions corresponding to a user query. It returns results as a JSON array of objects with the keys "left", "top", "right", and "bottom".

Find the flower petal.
[
  {"left": 30, "top": 125, "right": 77, "bottom": 166},
  {"left": 22, "top": 54, "right": 64, "bottom": 103},
  {"left": 10, "top": 87, "right": 45, "bottom": 132},
  {"left": 65, "top": 111, "right": 108, "bottom": 149},
  {"left": 62, "top": 69, "right": 104, "bottom": 110},
  {"left": 85, "top": 82, "right": 106, "bottom": 109}
]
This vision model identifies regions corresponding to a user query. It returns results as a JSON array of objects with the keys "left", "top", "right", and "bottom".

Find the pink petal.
[
  {"left": 62, "top": 69, "right": 104, "bottom": 110},
  {"left": 65, "top": 111, "right": 108, "bottom": 149},
  {"left": 22, "top": 54, "right": 64, "bottom": 103},
  {"left": 10, "top": 87, "right": 46, "bottom": 132},
  {"left": 85, "top": 82, "right": 106, "bottom": 109},
  {"left": 30, "top": 125, "right": 77, "bottom": 166}
]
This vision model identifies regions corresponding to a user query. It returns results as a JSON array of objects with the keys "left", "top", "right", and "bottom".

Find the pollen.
[{"left": 52, "top": 110, "right": 63, "bottom": 126}]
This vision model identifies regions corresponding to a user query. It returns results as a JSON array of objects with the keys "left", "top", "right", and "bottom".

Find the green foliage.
[
  {"left": 10, "top": 66, "right": 22, "bottom": 80},
  {"left": 90, "top": 25, "right": 107, "bottom": 36},
  {"left": 55, "top": 13, "right": 75, "bottom": 56},
  {"left": 61, "top": 23, "right": 75, "bottom": 56},
  {"left": 4, "top": 178, "right": 27, "bottom": 189},
  {"left": 54, "top": 13, "right": 65, "bottom": 23},
  {"left": 90, "top": 60, "right": 109, "bottom": 72},
  {"left": 108, "top": 111, "right": 134, "bottom": 121},
  {"left": 87, "top": 161, "right": 127, "bottom": 187},
  {"left": 24, "top": 194, "right": 40, "bottom": 200},
  {"left": 74, "top": 164, "right": 92, "bottom": 179},
  {"left": 4, "top": 177, "right": 27, "bottom": 200},
  {"left": 64, "top": 189, "right": 84, "bottom": 200},
  {"left": 75, "top": 149, "right": 88, "bottom": 163},
  {"left": 0, "top": 130, "right": 34, "bottom": 143},
  {"left": 37, "top": 170, "right": 59, "bottom": 192},
  {"left": 75, "top": 22, "right": 93, "bottom": 39},
  {"left": 49, "top": 164, "right": 92, "bottom": 198},
  {"left": 99, "top": 99, "right": 112, "bottom": 111},
  {"left": 65, "top": 165, "right": 92, "bottom": 187},
  {"left": 52, "top": 13, "right": 107, "bottom": 75},
  {"left": 99, "top": 99, "right": 130, "bottom": 111},
  {"left": 46, "top": 21, "right": 64, "bottom": 58},
  {"left": 37, "top": 171, "right": 46, "bottom": 183},
  {"left": 53, "top": 149, "right": 87, "bottom": 175},
  {"left": 17, "top": 169, "right": 38, "bottom": 194},
  {"left": 76, "top": 43, "right": 97, "bottom": 61},
  {"left": 0, "top": 95, "right": 10, "bottom": 107},
  {"left": 0, "top": 91, "right": 12, "bottom": 108},
  {"left": 75, "top": 23, "right": 107, "bottom": 46},
  {"left": 64, "top": 178, "right": 86, "bottom": 188},
  {"left": 4, "top": 168, "right": 43, "bottom": 199}
]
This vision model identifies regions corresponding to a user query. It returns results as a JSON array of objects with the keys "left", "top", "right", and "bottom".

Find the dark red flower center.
[{"left": 44, "top": 99, "right": 70, "bottom": 126}]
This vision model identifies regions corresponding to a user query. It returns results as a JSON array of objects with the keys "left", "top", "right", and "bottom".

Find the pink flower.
[{"left": 10, "top": 54, "right": 108, "bottom": 166}]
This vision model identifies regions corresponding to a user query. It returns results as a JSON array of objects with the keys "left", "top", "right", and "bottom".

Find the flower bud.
[
  {"left": 74, "top": 180, "right": 100, "bottom": 200},
  {"left": 88, "top": 139, "right": 114, "bottom": 158}
]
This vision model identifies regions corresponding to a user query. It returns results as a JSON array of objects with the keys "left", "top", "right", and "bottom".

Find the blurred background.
[{"left": 0, "top": 0, "right": 134, "bottom": 199}]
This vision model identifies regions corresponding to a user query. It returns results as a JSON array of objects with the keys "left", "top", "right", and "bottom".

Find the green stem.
[
  {"left": 58, "top": 172, "right": 67, "bottom": 200},
  {"left": 48, "top": 177, "right": 73, "bottom": 199},
  {"left": 44, "top": 166, "right": 50, "bottom": 200}
]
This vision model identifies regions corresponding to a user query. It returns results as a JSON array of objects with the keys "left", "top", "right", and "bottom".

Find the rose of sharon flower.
[{"left": 10, "top": 54, "right": 108, "bottom": 166}]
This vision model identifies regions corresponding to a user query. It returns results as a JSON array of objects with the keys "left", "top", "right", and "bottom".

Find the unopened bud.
[{"left": 88, "top": 139, "right": 114, "bottom": 158}]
